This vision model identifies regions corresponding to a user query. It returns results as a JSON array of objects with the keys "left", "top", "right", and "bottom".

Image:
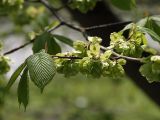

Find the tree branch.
[
  {"left": 4, "top": 41, "right": 34, "bottom": 55},
  {"left": 100, "top": 46, "right": 142, "bottom": 62},
  {"left": 112, "top": 51, "right": 142, "bottom": 62},
  {"left": 3, "top": 0, "right": 132, "bottom": 58},
  {"left": 52, "top": 55, "right": 82, "bottom": 59},
  {"left": 85, "top": 21, "right": 132, "bottom": 31},
  {"left": 39, "top": 0, "right": 63, "bottom": 22}
]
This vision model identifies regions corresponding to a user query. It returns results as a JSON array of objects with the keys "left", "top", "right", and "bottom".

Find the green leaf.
[
  {"left": 5, "top": 61, "right": 26, "bottom": 91},
  {"left": 36, "top": 14, "right": 49, "bottom": 30},
  {"left": 45, "top": 21, "right": 60, "bottom": 31},
  {"left": 53, "top": 34, "right": 73, "bottom": 47},
  {"left": 32, "top": 32, "right": 46, "bottom": 53},
  {"left": 17, "top": 67, "right": 29, "bottom": 110},
  {"left": 69, "top": 0, "right": 97, "bottom": 13},
  {"left": 136, "top": 16, "right": 160, "bottom": 43},
  {"left": 100, "top": 50, "right": 112, "bottom": 61},
  {"left": 89, "top": 43, "right": 100, "bottom": 57},
  {"left": 138, "top": 26, "right": 160, "bottom": 43},
  {"left": 141, "top": 45, "right": 157, "bottom": 55},
  {"left": 152, "top": 63, "right": 160, "bottom": 74},
  {"left": 110, "top": 0, "right": 136, "bottom": 11},
  {"left": 146, "top": 17, "right": 160, "bottom": 36},
  {"left": 47, "top": 36, "right": 61, "bottom": 55},
  {"left": 151, "top": 55, "right": 160, "bottom": 63},
  {"left": 139, "top": 63, "right": 160, "bottom": 83},
  {"left": 136, "top": 18, "right": 147, "bottom": 26},
  {"left": 121, "top": 23, "right": 133, "bottom": 32},
  {"left": 27, "top": 50, "right": 56, "bottom": 92},
  {"left": 32, "top": 32, "right": 61, "bottom": 54}
]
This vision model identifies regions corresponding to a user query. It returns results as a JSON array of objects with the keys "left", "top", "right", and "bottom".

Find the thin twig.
[
  {"left": 112, "top": 51, "right": 141, "bottom": 62},
  {"left": 52, "top": 55, "right": 82, "bottom": 59},
  {"left": 85, "top": 21, "right": 132, "bottom": 30},
  {"left": 3, "top": 20, "right": 63, "bottom": 55},
  {"left": 63, "top": 22, "right": 84, "bottom": 32},
  {"left": 100, "top": 46, "right": 141, "bottom": 62},
  {"left": 4, "top": 41, "right": 34, "bottom": 55},
  {"left": 47, "top": 22, "right": 63, "bottom": 32}
]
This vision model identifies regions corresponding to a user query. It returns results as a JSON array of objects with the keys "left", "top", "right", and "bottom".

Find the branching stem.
[
  {"left": 52, "top": 55, "right": 82, "bottom": 59},
  {"left": 100, "top": 46, "right": 142, "bottom": 62},
  {"left": 4, "top": 41, "right": 34, "bottom": 55},
  {"left": 4, "top": 0, "right": 138, "bottom": 63}
]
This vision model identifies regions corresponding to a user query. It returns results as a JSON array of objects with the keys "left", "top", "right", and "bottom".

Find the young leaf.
[
  {"left": 110, "top": 0, "right": 136, "bottom": 11},
  {"left": 32, "top": 32, "right": 61, "bottom": 54},
  {"left": 151, "top": 15, "right": 160, "bottom": 24},
  {"left": 27, "top": 50, "right": 56, "bottom": 92},
  {"left": 144, "top": 17, "right": 160, "bottom": 36},
  {"left": 121, "top": 23, "right": 133, "bottom": 32},
  {"left": 32, "top": 32, "right": 46, "bottom": 53},
  {"left": 45, "top": 21, "right": 60, "bottom": 31},
  {"left": 53, "top": 34, "right": 73, "bottom": 47},
  {"left": 47, "top": 37, "right": 61, "bottom": 55},
  {"left": 139, "top": 63, "right": 160, "bottom": 83},
  {"left": 17, "top": 67, "right": 29, "bottom": 110},
  {"left": 138, "top": 26, "right": 160, "bottom": 43},
  {"left": 136, "top": 17, "right": 148, "bottom": 27},
  {"left": 5, "top": 61, "right": 26, "bottom": 91}
]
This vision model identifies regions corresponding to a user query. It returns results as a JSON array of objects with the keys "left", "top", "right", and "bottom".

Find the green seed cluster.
[
  {"left": 54, "top": 37, "right": 126, "bottom": 79},
  {"left": 69, "top": 0, "right": 97, "bottom": 13},
  {"left": 110, "top": 26, "right": 147, "bottom": 57},
  {"left": 0, "top": 0, "right": 24, "bottom": 15},
  {"left": 0, "top": 56, "right": 10, "bottom": 74}
]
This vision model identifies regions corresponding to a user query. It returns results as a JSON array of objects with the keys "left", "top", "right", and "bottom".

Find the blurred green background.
[{"left": 1, "top": 74, "right": 160, "bottom": 120}]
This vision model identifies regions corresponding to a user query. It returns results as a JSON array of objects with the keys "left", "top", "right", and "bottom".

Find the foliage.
[
  {"left": 27, "top": 50, "right": 56, "bottom": 92},
  {"left": 1, "top": 0, "right": 160, "bottom": 110},
  {"left": 110, "top": 0, "right": 136, "bottom": 10},
  {"left": 17, "top": 67, "right": 29, "bottom": 110},
  {"left": 0, "top": 43, "right": 10, "bottom": 74},
  {"left": 0, "top": 0, "right": 24, "bottom": 15},
  {"left": 69, "top": 0, "right": 98, "bottom": 13}
]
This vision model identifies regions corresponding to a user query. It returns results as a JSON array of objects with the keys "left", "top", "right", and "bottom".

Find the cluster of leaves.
[
  {"left": 110, "top": 25, "right": 147, "bottom": 57},
  {"left": 2, "top": 0, "right": 160, "bottom": 110},
  {"left": 0, "top": 0, "right": 24, "bottom": 15},
  {"left": 11, "top": 5, "right": 51, "bottom": 32},
  {"left": 69, "top": 0, "right": 137, "bottom": 13},
  {"left": 69, "top": 0, "right": 98, "bottom": 13},
  {"left": 6, "top": 50, "right": 56, "bottom": 109},
  {"left": 140, "top": 56, "right": 160, "bottom": 83},
  {"left": 32, "top": 31, "right": 73, "bottom": 54},
  {"left": 0, "top": 43, "right": 10, "bottom": 74},
  {"left": 15, "top": 6, "right": 43, "bottom": 23},
  {"left": 55, "top": 37, "right": 125, "bottom": 79},
  {"left": 0, "top": 56, "right": 10, "bottom": 74},
  {"left": 4, "top": 30, "right": 74, "bottom": 109}
]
